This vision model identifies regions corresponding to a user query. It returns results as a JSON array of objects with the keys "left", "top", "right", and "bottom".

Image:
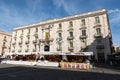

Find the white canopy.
[{"left": 2, "top": 51, "right": 93, "bottom": 56}]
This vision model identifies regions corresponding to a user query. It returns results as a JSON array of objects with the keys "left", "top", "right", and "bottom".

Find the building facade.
[
  {"left": 10, "top": 9, "right": 113, "bottom": 61},
  {"left": 113, "top": 45, "right": 120, "bottom": 54},
  {"left": 0, "top": 30, "right": 12, "bottom": 55}
]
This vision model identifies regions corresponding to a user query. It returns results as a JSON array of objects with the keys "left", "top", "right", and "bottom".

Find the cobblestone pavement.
[{"left": 0, "top": 64, "right": 120, "bottom": 80}]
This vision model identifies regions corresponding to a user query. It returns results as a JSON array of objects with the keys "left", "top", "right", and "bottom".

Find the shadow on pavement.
[
  {"left": 95, "top": 63, "right": 120, "bottom": 70},
  {"left": 0, "top": 65, "right": 119, "bottom": 80}
]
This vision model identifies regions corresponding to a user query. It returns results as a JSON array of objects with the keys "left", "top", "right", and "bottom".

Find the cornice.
[{"left": 13, "top": 9, "right": 107, "bottom": 31}]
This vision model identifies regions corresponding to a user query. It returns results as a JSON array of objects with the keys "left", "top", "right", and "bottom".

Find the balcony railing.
[
  {"left": 39, "top": 39, "right": 45, "bottom": 43},
  {"left": 68, "top": 46, "right": 74, "bottom": 51},
  {"left": 32, "top": 49, "right": 36, "bottom": 52},
  {"left": 20, "top": 35, "right": 23, "bottom": 39},
  {"left": 25, "top": 49, "right": 29, "bottom": 52},
  {"left": 57, "top": 47, "right": 62, "bottom": 51},
  {"left": 56, "top": 37, "right": 62, "bottom": 41},
  {"left": 33, "top": 40, "right": 37, "bottom": 43},
  {"left": 26, "top": 33, "right": 30, "bottom": 38},
  {"left": 81, "top": 46, "right": 88, "bottom": 52},
  {"left": 49, "top": 38, "right": 54, "bottom": 42},
  {"left": 96, "top": 44, "right": 104, "bottom": 49},
  {"left": 12, "top": 42, "right": 16, "bottom": 45},
  {"left": 14, "top": 36, "right": 17, "bottom": 39},
  {"left": 81, "top": 23, "right": 86, "bottom": 27},
  {"left": 67, "top": 36, "right": 74, "bottom": 40},
  {"left": 79, "top": 35, "right": 87, "bottom": 39},
  {"left": 94, "top": 21, "right": 101, "bottom": 26},
  {"left": 94, "top": 33, "right": 103, "bottom": 38},
  {"left": 18, "top": 49, "right": 21, "bottom": 52},
  {"left": 2, "top": 45, "right": 6, "bottom": 49},
  {"left": 25, "top": 41, "right": 29, "bottom": 44},
  {"left": 19, "top": 41, "right": 23, "bottom": 45},
  {"left": 12, "top": 50, "right": 15, "bottom": 53}
]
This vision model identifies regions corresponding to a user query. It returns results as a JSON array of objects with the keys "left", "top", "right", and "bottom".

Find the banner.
[{"left": 60, "top": 62, "right": 90, "bottom": 69}]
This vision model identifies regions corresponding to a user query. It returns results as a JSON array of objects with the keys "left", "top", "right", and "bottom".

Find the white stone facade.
[
  {"left": 10, "top": 9, "right": 113, "bottom": 61},
  {"left": 0, "top": 30, "right": 12, "bottom": 55}
]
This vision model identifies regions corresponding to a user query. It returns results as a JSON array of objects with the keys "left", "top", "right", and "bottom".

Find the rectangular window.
[
  {"left": 81, "top": 19, "right": 86, "bottom": 26},
  {"left": 69, "top": 21, "right": 73, "bottom": 27},
  {"left": 82, "top": 30, "right": 86, "bottom": 36},
  {"left": 69, "top": 32, "right": 73, "bottom": 37},
  {"left": 36, "top": 28, "right": 38, "bottom": 32},
  {"left": 96, "top": 28, "right": 101, "bottom": 35},
  {"left": 58, "top": 33, "right": 62, "bottom": 38},
  {"left": 29, "top": 29, "right": 30, "bottom": 33},
  {"left": 95, "top": 16, "right": 100, "bottom": 23},
  {"left": 70, "top": 42, "right": 73, "bottom": 47},
  {"left": 59, "top": 23, "right": 62, "bottom": 29}
]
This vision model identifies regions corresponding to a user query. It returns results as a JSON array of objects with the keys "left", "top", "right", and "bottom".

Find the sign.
[
  {"left": 45, "top": 32, "right": 49, "bottom": 40},
  {"left": 60, "top": 62, "right": 90, "bottom": 69}
]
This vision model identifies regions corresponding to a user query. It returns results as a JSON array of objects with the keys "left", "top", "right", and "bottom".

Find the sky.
[{"left": 0, "top": 0, "right": 120, "bottom": 45}]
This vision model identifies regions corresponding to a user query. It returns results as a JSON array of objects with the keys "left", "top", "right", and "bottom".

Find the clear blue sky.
[{"left": 0, "top": 0, "right": 120, "bottom": 45}]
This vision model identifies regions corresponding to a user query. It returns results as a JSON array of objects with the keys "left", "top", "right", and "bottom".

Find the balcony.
[
  {"left": 3, "top": 39, "right": 7, "bottom": 42},
  {"left": 18, "top": 49, "right": 21, "bottom": 53},
  {"left": 49, "top": 38, "right": 54, "bottom": 42},
  {"left": 94, "top": 21, "right": 101, "bottom": 26},
  {"left": 81, "top": 46, "right": 88, "bottom": 52},
  {"left": 2, "top": 45, "right": 6, "bottom": 49},
  {"left": 32, "top": 49, "right": 36, "bottom": 52},
  {"left": 14, "top": 36, "right": 17, "bottom": 39},
  {"left": 12, "top": 42, "right": 16, "bottom": 45},
  {"left": 56, "top": 37, "right": 62, "bottom": 42},
  {"left": 68, "top": 46, "right": 74, "bottom": 51},
  {"left": 26, "top": 33, "right": 30, "bottom": 38},
  {"left": 67, "top": 36, "right": 74, "bottom": 40},
  {"left": 25, "top": 41, "right": 29, "bottom": 44},
  {"left": 18, "top": 41, "right": 23, "bottom": 45},
  {"left": 94, "top": 33, "right": 103, "bottom": 38},
  {"left": 39, "top": 39, "right": 45, "bottom": 43},
  {"left": 57, "top": 47, "right": 62, "bottom": 51},
  {"left": 96, "top": 44, "right": 104, "bottom": 49},
  {"left": 25, "top": 49, "right": 29, "bottom": 52},
  {"left": 33, "top": 40, "right": 37, "bottom": 43},
  {"left": 12, "top": 50, "right": 15, "bottom": 53},
  {"left": 81, "top": 23, "right": 86, "bottom": 27},
  {"left": 57, "top": 28, "right": 62, "bottom": 33},
  {"left": 20, "top": 35, "right": 23, "bottom": 39},
  {"left": 79, "top": 35, "right": 87, "bottom": 39}
]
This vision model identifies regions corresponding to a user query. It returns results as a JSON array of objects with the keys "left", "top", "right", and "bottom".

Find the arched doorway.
[{"left": 44, "top": 45, "right": 50, "bottom": 51}]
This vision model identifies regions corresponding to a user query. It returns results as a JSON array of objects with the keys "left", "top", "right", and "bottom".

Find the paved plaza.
[{"left": 0, "top": 64, "right": 120, "bottom": 80}]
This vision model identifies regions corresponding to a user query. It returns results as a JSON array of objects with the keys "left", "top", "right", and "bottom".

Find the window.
[
  {"left": 22, "top": 30, "right": 23, "bottom": 33},
  {"left": 70, "top": 42, "right": 73, "bottom": 47},
  {"left": 69, "top": 32, "right": 73, "bottom": 37},
  {"left": 59, "top": 23, "right": 62, "bottom": 29},
  {"left": 58, "top": 33, "right": 62, "bottom": 38},
  {"left": 28, "top": 29, "right": 30, "bottom": 33},
  {"left": 36, "top": 28, "right": 38, "bottom": 32},
  {"left": 95, "top": 16, "right": 100, "bottom": 23},
  {"left": 97, "top": 38, "right": 102, "bottom": 44},
  {"left": 82, "top": 30, "right": 86, "bottom": 36},
  {"left": 96, "top": 28, "right": 101, "bottom": 35},
  {"left": 69, "top": 21, "right": 73, "bottom": 27},
  {"left": 81, "top": 19, "right": 86, "bottom": 26}
]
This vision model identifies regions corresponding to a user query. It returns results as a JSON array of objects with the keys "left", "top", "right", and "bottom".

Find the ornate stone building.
[
  {"left": 0, "top": 30, "right": 12, "bottom": 55},
  {"left": 10, "top": 9, "right": 113, "bottom": 61}
]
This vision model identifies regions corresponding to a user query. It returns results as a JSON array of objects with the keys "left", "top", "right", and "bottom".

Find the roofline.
[
  {"left": 13, "top": 9, "right": 107, "bottom": 31},
  {"left": 0, "top": 30, "right": 12, "bottom": 36}
]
